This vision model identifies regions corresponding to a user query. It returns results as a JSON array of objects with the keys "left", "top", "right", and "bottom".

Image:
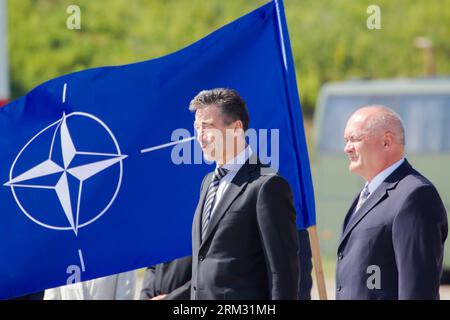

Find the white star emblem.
[{"left": 4, "top": 112, "right": 127, "bottom": 235}]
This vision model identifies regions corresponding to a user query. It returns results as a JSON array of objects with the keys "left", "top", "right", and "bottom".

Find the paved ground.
[
  {"left": 136, "top": 274, "right": 450, "bottom": 300},
  {"left": 311, "top": 278, "right": 450, "bottom": 300}
]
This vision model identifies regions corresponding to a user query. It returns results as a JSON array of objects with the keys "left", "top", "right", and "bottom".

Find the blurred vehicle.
[{"left": 312, "top": 77, "right": 450, "bottom": 276}]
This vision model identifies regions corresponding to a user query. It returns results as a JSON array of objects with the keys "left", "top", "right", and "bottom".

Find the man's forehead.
[
  {"left": 195, "top": 105, "right": 219, "bottom": 121},
  {"left": 344, "top": 119, "right": 365, "bottom": 136},
  {"left": 349, "top": 111, "right": 368, "bottom": 123}
]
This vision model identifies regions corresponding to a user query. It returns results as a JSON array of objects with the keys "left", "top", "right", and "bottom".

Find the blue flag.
[{"left": 0, "top": 0, "right": 315, "bottom": 298}]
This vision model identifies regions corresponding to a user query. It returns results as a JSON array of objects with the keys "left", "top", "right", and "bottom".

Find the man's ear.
[
  {"left": 383, "top": 132, "right": 394, "bottom": 149},
  {"left": 234, "top": 120, "right": 244, "bottom": 132}
]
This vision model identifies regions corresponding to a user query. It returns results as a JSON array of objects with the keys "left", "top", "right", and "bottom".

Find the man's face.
[
  {"left": 343, "top": 113, "right": 385, "bottom": 181},
  {"left": 194, "top": 105, "right": 233, "bottom": 163}
]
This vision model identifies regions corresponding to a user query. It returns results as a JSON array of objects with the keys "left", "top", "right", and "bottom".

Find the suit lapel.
[
  {"left": 199, "top": 156, "right": 259, "bottom": 250},
  {"left": 339, "top": 182, "right": 389, "bottom": 247},
  {"left": 342, "top": 194, "right": 360, "bottom": 233},
  {"left": 338, "top": 159, "right": 413, "bottom": 249}
]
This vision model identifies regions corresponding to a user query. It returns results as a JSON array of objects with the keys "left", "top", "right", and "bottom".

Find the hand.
[{"left": 150, "top": 294, "right": 167, "bottom": 300}]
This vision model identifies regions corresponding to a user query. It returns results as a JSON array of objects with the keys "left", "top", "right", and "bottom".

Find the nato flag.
[{"left": 0, "top": 0, "right": 315, "bottom": 298}]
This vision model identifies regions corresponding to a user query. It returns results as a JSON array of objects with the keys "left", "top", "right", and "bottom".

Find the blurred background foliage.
[{"left": 7, "top": 0, "right": 450, "bottom": 116}]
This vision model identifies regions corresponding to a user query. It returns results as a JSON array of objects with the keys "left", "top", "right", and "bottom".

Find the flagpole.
[{"left": 308, "top": 225, "right": 328, "bottom": 300}]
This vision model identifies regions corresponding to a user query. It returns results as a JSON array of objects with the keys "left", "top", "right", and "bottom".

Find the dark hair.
[{"left": 189, "top": 88, "right": 249, "bottom": 131}]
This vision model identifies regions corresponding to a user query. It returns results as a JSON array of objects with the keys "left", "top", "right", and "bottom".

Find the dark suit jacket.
[
  {"left": 140, "top": 256, "right": 192, "bottom": 299},
  {"left": 336, "top": 159, "right": 448, "bottom": 300},
  {"left": 297, "top": 229, "right": 313, "bottom": 300},
  {"left": 168, "top": 157, "right": 299, "bottom": 300}
]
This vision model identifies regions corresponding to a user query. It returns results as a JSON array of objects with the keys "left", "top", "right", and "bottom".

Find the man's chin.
[
  {"left": 348, "top": 162, "right": 359, "bottom": 172},
  {"left": 203, "top": 152, "right": 215, "bottom": 162}
]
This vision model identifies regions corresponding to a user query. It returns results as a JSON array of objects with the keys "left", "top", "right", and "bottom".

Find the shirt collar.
[
  {"left": 366, "top": 158, "right": 405, "bottom": 194},
  {"left": 219, "top": 145, "right": 253, "bottom": 172}
]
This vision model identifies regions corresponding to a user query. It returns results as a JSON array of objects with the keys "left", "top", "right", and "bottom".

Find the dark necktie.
[{"left": 201, "top": 167, "right": 228, "bottom": 242}]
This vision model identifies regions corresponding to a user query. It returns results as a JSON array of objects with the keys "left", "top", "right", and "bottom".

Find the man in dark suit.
[
  {"left": 144, "top": 230, "right": 313, "bottom": 300},
  {"left": 336, "top": 105, "right": 448, "bottom": 300},
  {"left": 158, "top": 88, "right": 299, "bottom": 300},
  {"left": 144, "top": 230, "right": 312, "bottom": 300}
]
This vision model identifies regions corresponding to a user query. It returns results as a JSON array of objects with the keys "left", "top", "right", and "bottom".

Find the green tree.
[{"left": 7, "top": 0, "right": 450, "bottom": 115}]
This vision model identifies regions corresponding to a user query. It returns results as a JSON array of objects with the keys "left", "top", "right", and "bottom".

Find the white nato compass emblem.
[{"left": 3, "top": 84, "right": 127, "bottom": 236}]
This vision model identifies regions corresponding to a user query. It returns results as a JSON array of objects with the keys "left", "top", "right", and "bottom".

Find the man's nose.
[
  {"left": 196, "top": 130, "right": 203, "bottom": 143},
  {"left": 344, "top": 141, "right": 352, "bottom": 153}
]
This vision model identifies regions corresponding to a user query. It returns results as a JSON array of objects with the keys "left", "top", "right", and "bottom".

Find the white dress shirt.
[
  {"left": 210, "top": 145, "right": 253, "bottom": 217},
  {"left": 364, "top": 158, "right": 405, "bottom": 199}
]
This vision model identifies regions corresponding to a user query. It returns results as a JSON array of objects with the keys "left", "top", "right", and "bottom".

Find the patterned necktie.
[
  {"left": 355, "top": 185, "right": 370, "bottom": 212},
  {"left": 201, "top": 167, "right": 228, "bottom": 241},
  {"left": 345, "top": 185, "right": 370, "bottom": 230}
]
